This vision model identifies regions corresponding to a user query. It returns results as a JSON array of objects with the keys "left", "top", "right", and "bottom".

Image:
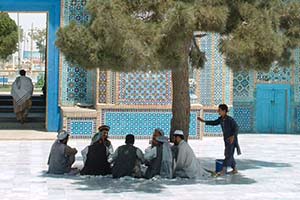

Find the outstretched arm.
[{"left": 197, "top": 117, "right": 221, "bottom": 126}]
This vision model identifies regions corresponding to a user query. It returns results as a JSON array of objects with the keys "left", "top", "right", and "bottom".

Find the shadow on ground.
[
  {"left": 39, "top": 157, "right": 291, "bottom": 193},
  {"left": 200, "top": 157, "right": 292, "bottom": 171}
]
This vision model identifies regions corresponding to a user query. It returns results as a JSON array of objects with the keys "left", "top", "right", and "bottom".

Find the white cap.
[{"left": 174, "top": 130, "right": 184, "bottom": 136}]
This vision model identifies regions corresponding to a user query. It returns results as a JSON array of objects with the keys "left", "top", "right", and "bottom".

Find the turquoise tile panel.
[
  {"left": 102, "top": 110, "right": 199, "bottom": 137},
  {"left": 118, "top": 72, "right": 172, "bottom": 105},
  {"left": 68, "top": 118, "right": 96, "bottom": 136}
]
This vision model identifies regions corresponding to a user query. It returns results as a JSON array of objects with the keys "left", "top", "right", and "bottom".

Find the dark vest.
[
  {"left": 80, "top": 142, "right": 111, "bottom": 176},
  {"left": 112, "top": 144, "right": 137, "bottom": 178},
  {"left": 145, "top": 145, "right": 163, "bottom": 179}
]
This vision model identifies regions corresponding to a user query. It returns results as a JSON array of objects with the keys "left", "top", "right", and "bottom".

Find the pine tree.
[{"left": 56, "top": 0, "right": 300, "bottom": 140}]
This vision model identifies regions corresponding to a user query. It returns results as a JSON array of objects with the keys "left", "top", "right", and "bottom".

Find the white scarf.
[{"left": 11, "top": 76, "right": 33, "bottom": 105}]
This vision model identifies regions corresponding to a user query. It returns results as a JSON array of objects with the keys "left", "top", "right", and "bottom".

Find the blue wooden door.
[
  {"left": 272, "top": 89, "right": 287, "bottom": 133},
  {"left": 256, "top": 89, "right": 273, "bottom": 132},
  {"left": 256, "top": 85, "right": 289, "bottom": 133}
]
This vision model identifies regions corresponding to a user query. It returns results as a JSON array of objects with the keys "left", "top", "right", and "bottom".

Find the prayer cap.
[{"left": 173, "top": 130, "right": 184, "bottom": 136}]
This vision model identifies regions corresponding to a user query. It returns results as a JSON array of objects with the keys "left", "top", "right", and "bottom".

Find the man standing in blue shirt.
[{"left": 198, "top": 104, "right": 241, "bottom": 176}]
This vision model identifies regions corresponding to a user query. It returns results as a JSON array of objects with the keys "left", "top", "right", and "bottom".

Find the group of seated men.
[{"left": 47, "top": 125, "right": 203, "bottom": 179}]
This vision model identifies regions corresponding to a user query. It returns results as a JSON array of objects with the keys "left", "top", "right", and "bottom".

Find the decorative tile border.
[
  {"left": 199, "top": 33, "right": 212, "bottom": 106},
  {"left": 101, "top": 109, "right": 201, "bottom": 138},
  {"left": 60, "top": 0, "right": 94, "bottom": 106},
  {"left": 225, "top": 65, "right": 232, "bottom": 104},
  {"left": 233, "top": 71, "right": 255, "bottom": 102},
  {"left": 213, "top": 34, "right": 224, "bottom": 105},
  {"left": 256, "top": 65, "right": 293, "bottom": 84},
  {"left": 99, "top": 71, "right": 107, "bottom": 103}
]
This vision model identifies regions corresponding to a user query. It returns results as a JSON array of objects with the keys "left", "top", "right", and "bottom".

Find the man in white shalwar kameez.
[
  {"left": 11, "top": 70, "right": 34, "bottom": 124},
  {"left": 173, "top": 130, "right": 204, "bottom": 178}
]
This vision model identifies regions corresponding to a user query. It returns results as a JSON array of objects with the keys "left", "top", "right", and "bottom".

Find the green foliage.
[
  {"left": 29, "top": 28, "right": 46, "bottom": 62},
  {"left": 56, "top": 0, "right": 300, "bottom": 72},
  {"left": 36, "top": 74, "right": 45, "bottom": 88},
  {"left": 0, "top": 12, "right": 18, "bottom": 60},
  {"left": 219, "top": 0, "right": 300, "bottom": 71},
  {"left": 56, "top": 0, "right": 228, "bottom": 71}
]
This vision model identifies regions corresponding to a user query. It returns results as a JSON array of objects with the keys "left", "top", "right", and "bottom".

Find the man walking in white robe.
[{"left": 11, "top": 70, "right": 34, "bottom": 124}]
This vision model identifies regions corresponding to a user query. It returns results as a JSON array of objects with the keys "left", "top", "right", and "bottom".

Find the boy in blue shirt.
[{"left": 198, "top": 104, "right": 241, "bottom": 176}]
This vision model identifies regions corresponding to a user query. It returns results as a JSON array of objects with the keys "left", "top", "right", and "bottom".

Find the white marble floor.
[{"left": 0, "top": 134, "right": 299, "bottom": 200}]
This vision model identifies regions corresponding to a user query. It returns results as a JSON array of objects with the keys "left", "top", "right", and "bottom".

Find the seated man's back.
[
  {"left": 112, "top": 144, "right": 138, "bottom": 178},
  {"left": 112, "top": 134, "right": 144, "bottom": 178}
]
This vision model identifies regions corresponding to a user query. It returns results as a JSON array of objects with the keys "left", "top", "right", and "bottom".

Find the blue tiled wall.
[
  {"left": 61, "top": 0, "right": 95, "bottom": 106},
  {"left": 102, "top": 110, "right": 200, "bottom": 137}
]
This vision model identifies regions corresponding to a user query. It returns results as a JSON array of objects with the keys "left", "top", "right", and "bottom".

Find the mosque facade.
[{"left": 1, "top": 0, "right": 299, "bottom": 137}]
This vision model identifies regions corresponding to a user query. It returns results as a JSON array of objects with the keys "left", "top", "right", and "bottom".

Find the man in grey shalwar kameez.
[
  {"left": 48, "top": 130, "right": 78, "bottom": 174},
  {"left": 144, "top": 128, "right": 173, "bottom": 179},
  {"left": 173, "top": 130, "right": 204, "bottom": 178}
]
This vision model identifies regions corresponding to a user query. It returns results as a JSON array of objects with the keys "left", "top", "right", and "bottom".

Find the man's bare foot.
[
  {"left": 217, "top": 168, "right": 227, "bottom": 176},
  {"left": 229, "top": 169, "right": 238, "bottom": 174}
]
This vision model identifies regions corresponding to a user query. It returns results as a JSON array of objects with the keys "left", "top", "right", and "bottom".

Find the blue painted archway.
[{"left": 0, "top": 0, "right": 61, "bottom": 131}]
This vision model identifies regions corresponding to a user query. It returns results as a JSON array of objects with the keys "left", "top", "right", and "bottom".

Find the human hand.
[
  {"left": 197, "top": 117, "right": 205, "bottom": 122},
  {"left": 228, "top": 136, "right": 235, "bottom": 144}
]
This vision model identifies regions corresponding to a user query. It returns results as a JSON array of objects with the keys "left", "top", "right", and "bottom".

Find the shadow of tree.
[
  {"left": 198, "top": 157, "right": 292, "bottom": 171},
  {"left": 39, "top": 158, "right": 291, "bottom": 193}
]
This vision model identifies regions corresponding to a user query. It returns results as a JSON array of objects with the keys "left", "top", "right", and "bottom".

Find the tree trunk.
[{"left": 170, "top": 63, "right": 191, "bottom": 142}]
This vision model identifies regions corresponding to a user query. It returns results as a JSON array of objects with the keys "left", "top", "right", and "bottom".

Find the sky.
[
  {"left": 8, "top": 13, "right": 47, "bottom": 51},
  {"left": 8, "top": 12, "right": 47, "bottom": 32}
]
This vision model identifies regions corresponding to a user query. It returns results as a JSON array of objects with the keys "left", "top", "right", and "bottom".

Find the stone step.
[
  {"left": 0, "top": 105, "right": 46, "bottom": 113},
  {"left": 0, "top": 113, "right": 45, "bottom": 122},
  {"left": 0, "top": 95, "right": 46, "bottom": 106},
  {"left": 0, "top": 122, "right": 45, "bottom": 130}
]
